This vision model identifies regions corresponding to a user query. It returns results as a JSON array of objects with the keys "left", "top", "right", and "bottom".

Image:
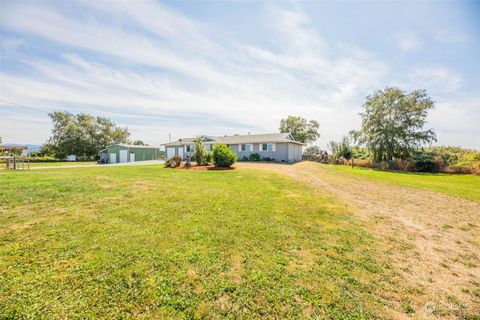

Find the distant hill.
[{"left": 2, "top": 144, "right": 42, "bottom": 154}]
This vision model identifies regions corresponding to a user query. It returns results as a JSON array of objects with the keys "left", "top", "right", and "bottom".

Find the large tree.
[
  {"left": 279, "top": 116, "right": 320, "bottom": 143},
  {"left": 47, "top": 112, "right": 130, "bottom": 159},
  {"left": 351, "top": 87, "right": 436, "bottom": 162}
]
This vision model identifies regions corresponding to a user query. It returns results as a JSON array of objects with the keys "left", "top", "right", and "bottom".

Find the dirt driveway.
[{"left": 238, "top": 161, "right": 480, "bottom": 319}]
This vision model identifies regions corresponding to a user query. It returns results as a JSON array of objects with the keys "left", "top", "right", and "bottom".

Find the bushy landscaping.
[
  {"left": 307, "top": 146, "right": 480, "bottom": 175},
  {"left": 0, "top": 165, "right": 389, "bottom": 319}
]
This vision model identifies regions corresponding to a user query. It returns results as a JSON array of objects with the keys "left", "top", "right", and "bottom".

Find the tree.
[
  {"left": 39, "top": 143, "right": 56, "bottom": 156},
  {"left": 303, "top": 145, "right": 321, "bottom": 155},
  {"left": 279, "top": 116, "right": 320, "bottom": 143},
  {"left": 193, "top": 136, "right": 207, "bottom": 166},
  {"left": 47, "top": 111, "right": 130, "bottom": 159},
  {"left": 132, "top": 140, "right": 146, "bottom": 145},
  {"left": 350, "top": 87, "right": 436, "bottom": 163},
  {"left": 328, "top": 136, "right": 353, "bottom": 165}
]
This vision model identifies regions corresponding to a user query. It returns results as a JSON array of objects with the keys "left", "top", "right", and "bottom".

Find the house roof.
[{"left": 163, "top": 133, "right": 304, "bottom": 147}]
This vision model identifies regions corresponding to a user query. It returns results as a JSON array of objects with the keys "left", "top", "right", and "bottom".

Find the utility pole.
[{"left": 169, "top": 133, "right": 171, "bottom": 143}]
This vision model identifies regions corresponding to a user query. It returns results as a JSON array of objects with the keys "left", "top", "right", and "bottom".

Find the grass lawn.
[
  {"left": 328, "top": 164, "right": 480, "bottom": 202},
  {"left": 28, "top": 161, "right": 97, "bottom": 167},
  {"left": 0, "top": 165, "right": 389, "bottom": 319},
  {"left": 0, "top": 161, "right": 97, "bottom": 169}
]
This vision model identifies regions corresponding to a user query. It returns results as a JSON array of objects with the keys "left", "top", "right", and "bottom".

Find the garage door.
[
  {"left": 166, "top": 147, "right": 176, "bottom": 159},
  {"left": 109, "top": 153, "right": 116, "bottom": 164},
  {"left": 119, "top": 150, "right": 128, "bottom": 163}
]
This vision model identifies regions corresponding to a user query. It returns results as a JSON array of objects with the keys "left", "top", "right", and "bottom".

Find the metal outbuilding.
[{"left": 99, "top": 145, "right": 159, "bottom": 164}]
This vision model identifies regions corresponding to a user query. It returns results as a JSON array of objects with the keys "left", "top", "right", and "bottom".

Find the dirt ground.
[{"left": 237, "top": 161, "right": 480, "bottom": 319}]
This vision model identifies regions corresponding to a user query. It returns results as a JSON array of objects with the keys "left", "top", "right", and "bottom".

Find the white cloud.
[
  {"left": 396, "top": 32, "right": 423, "bottom": 51},
  {"left": 407, "top": 67, "right": 463, "bottom": 94},
  {"left": 428, "top": 97, "right": 480, "bottom": 149}
]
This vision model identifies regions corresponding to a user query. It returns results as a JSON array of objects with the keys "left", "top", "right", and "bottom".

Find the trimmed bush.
[
  {"left": 213, "top": 144, "right": 237, "bottom": 167},
  {"left": 248, "top": 153, "right": 260, "bottom": 161}
]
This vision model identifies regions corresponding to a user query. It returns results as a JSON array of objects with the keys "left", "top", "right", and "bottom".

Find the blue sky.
[{"left": 1, "top": 1, "right": 479, "bottom": 149}]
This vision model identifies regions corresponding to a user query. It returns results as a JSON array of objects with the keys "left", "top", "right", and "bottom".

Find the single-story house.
[
  {"left": 163, "top": 133, "right": 304, "bottom": 162},
  {"left": 99, "top": 144, "right": 159, "bottom": 164}
]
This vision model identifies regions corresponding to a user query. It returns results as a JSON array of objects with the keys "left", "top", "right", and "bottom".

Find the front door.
[
  {"left": 109, "top": 153, "right": 116, "bottom": 164},
  {"left": 130, "top": 153, "right": 135, "bottom": 162},
  {"left": 177, "top": 146, "right": 184, "bottom": 160}
]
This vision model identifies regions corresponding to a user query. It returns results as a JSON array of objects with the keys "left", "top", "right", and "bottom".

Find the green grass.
[
  {"left": 0, "top": 161, "right": 97, "bottom": 169},
  {"left": 328, "top": 164, "right": 480, "bottom": 202},
  {"left": 0, "top": 165, "right": 389, "bottom": 319},
  {"left": 28, "top": 161, "right": 97, "bottom": 167}
]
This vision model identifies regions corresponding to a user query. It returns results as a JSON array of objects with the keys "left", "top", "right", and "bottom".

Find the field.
[
  {"left": 329, "top": 164, "right": 480, "bottom": 202},
  {"left": 1, "top": 163, "right": 479, "bottom": 319}
]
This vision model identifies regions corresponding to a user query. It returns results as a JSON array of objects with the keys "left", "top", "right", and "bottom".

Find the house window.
[
  {"left": 261, "top": 143, "right": 274, "bottom": 152},
  {"left": 240, "top": 144, "right": 253, "bottom": 151},
  {"left": 186, "top": 145, "right": 194, "bottom": 152}
]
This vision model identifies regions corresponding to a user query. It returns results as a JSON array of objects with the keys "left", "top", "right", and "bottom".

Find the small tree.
[
  {"left": 213, "top": 144, "right": 237, "bottom": 167},
  {"left": 328, "top": 136, "right": 353, "bottom": 166},
  {"left": 193, "top": 136, "right": 207, "bottom": 166}
]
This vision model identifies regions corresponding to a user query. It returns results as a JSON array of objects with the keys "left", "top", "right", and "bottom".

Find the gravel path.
[{"left": 238, "top": 161, "right": 480, "bottom": 319}]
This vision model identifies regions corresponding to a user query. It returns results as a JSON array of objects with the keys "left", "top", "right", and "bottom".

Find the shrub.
[
  {"left": 213, "top": 144, "right": 237, "bottom": 167},
  {"left": 411, "top": 152, "right": 440, "bottom": 172},
  {"left": 25, "top": 156, "right": 59, "bottom": 162},
  {"left": 248, "top": 153, "right": 260, "bottom": 161},
  {"left": 262, "top": 157, "right": 271, "bottom": 161},
  {"left": 241, "top": 155, "right": 248, "bottom": 161},
  {"left": 164, "top": 155, "right": 182, "bottom": 168},
  {"left": 206, "top": 151, "right": 213, "bottom": 164}
]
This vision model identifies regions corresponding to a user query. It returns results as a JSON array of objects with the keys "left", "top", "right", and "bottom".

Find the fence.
[{"left": 1, "top": 156, "right": 30, "bottom": 170}]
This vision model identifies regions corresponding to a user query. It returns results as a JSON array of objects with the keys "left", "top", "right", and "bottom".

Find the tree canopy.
[
  {"left": 350, "top": 87, "right": 436, "bottom": 162},
  {"left": 132, "top": 140, "right": 146, "bottom": 145},
  {"left": 279, "top": 116, "right": 320, "bottom": 143},
  {"left": 47, "top": 111, "right": 130, "bottom": 159}
]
